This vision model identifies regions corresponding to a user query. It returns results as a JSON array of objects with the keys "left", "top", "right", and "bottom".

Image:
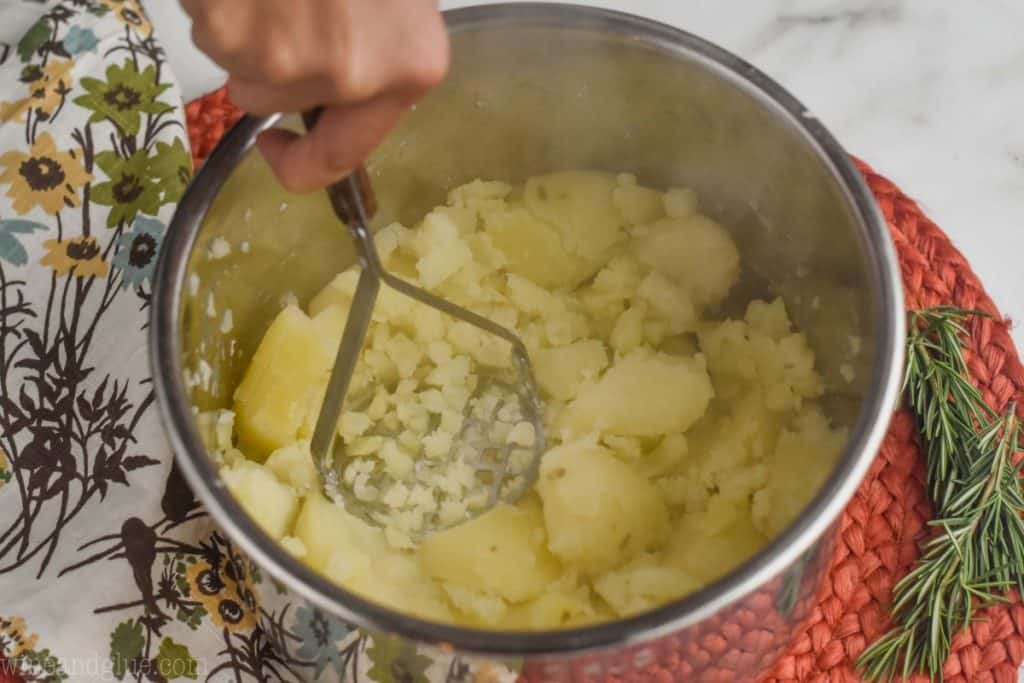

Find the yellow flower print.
[
  {"left": 0, "top": 132, "right": 91, "bottom": 215},
  {"left": 0, "top": 447, "right": 10, "bottom": 491},
  {"left": 0, "top": 60, "right": 75, "bottom": 123},
  {"left": 101, "top": 0, "right": 152, "bottom": 38},
  {"left": 185, "top": 557, "right": 257, "bottom": 633},
  {"left": 40, "top": 236, "right": 109, "bottom": 278},
  {"left": 0, "top": 616, "right": 39, "bottom": 658}
]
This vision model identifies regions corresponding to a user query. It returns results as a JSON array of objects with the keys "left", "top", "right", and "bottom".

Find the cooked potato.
[
  {"left": 483, "top": 205, "right": 590, "bottom": 289},
  {"left": 421, "top": 500, "right": 561, "bottom": 603},
  {"left": 533, "top": 340, "right": 609, "bottom": 401},
  {"left": 559, "top": 350, "right": 713, "bottom": 437},
  {"left": 233, "top": 306, "right": 331, "bottom": 459},
  {"left": 537, "top": 439, "right": 670, "bottom": 573},
  {"left": 221, "top": 460, "right": 298, "bottom": 540},
  {"left": 263, "top": 442, "right": 318, "bottom": 496},
  {"left": 613, "top": 178, "right": 665, "bottom": 225},
  {"left": 220, "top": 171, "right": 849, "bottom": 631},
  {"left": 309, "top": 270, "right": 358, "bottom": 317},
  {"left": 631, "top": 215, "right": 739, "bottom": 308},
  {"left": 664, "top": 506, "right": 768, "bottom": 583},
  {"left": 752, "top": 408, "right": 846, "bottom": 537},
  {"left": 594, "top": 554, "right": 700, "bottom": 616},
  {"left": 523, "top": 171, "right": 625, "bottom": 265}
]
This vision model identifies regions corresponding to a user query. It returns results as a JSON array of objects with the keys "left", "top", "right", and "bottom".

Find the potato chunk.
[
  {"left": 612, "top": 180, "right": 664, "bottom": 225},
  {"left": 631, "top": 215, "right": 740, "bottom": 308},
  {"left": 537, "top": 439, "right": 669, "bottom": 573},
  {"left": 221, "top": 461, "right": 298, "bottom": 540},
  {"left": 594, "top": 554, "right": 700, "bottom": 616},
  {"left": 752, "top": 408, "right": 846, "bottom": 537},
  {"left": 664, "top": 507, "right": 768, "bottom": 583},
  {"left": 533, "top": 340, "right": 609, "bottom": 401},
  {"left": 263, "top": 442, "right": 318, "bottom": 495},
  {"left": 421, "top": 500, "right": 560, "bottom": 603},
  {"left": 560, "top": 351, "right": 713, "bottom": 437},
  {"left": 233, "top": 306, "right": 332, "bottom": 459},
  {"left": 523, "top": 171, "right": 625, "bottom": 264},
  {"left": 483, "top": 205, "right": 590, "bottom": 288}
]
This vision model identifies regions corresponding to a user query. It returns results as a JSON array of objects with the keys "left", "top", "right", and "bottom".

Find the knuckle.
[
  {"left": 327, "top": 61, "right": 374, "bottom": 102},
  {"left": 405, "top": 40, "right": 449, "bottom": 93},
  {"left": 256, "top": 47, "right": 298, "bottom": 85}
]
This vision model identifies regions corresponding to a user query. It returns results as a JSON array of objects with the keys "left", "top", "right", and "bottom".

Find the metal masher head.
[{"left": 303, "top": 116, "right": 545, "bottom": 539}]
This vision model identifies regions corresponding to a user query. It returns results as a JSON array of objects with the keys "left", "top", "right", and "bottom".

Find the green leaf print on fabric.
[
  {"left": 155, "top": 637, "right": 198, "bottom": 680},
  {"left": 17, "top": 19, "right": 50, "bottom": 62},
  {"left": 91, "top": 149, "right": 162, "bottom": 227},
  {"left": 109, "top": 619, "right": 145, "bottom": 680},
  {"left": 148, "top": 138, "right": 192, "bottom": 205},
  {"left": 74, "top": 60, "right": 173, "bottom": 136},
  {"left": 366, "top": 634, "right": 432, "bottom": 683}
]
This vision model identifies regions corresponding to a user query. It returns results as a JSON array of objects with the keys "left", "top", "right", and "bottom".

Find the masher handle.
[{"left": 301, "top": 108, "right": 382, "bottom": 274}]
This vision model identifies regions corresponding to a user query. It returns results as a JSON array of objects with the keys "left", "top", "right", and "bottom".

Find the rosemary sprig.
[{"left": 857, "top": 307, "right": 1024, "bottom": 681}]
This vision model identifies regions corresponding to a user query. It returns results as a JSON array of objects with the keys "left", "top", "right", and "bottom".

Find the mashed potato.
[{"left": 213, "top": 171, "right": 846, "bottom": 629}]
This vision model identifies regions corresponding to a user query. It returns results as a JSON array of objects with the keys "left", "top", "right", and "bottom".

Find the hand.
[{"left": 181, "top": 0, "right": 449, "bottom": 192}]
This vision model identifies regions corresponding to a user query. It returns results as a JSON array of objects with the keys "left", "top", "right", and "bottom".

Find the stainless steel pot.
[{"left": 151, "top": 4, "right": 904, "bottom": 681}]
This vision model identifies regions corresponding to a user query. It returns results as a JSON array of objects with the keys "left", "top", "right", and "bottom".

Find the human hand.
[{"left": 180, "top": 0, "right": 449, "bottom": 191}]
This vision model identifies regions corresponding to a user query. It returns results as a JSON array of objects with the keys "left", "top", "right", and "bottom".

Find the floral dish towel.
[{"left": 0, "top": 2, "right": 305, "bottom": 681}]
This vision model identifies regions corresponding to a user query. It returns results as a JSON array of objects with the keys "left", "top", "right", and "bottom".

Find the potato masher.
[{"left": 301, "top": 112, "right": 546, "bottom": 540}]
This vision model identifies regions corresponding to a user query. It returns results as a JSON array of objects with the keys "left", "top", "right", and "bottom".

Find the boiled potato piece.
[
  {"left": 523, "top": 171, "right": 625, "bottom": 265},
  {"left": 413, "top": 210, "right": 473, "bottom": 289},
  {"left": 420, "top": 500, "right": 561, "bottom": 603},
  {"left": 294, "top": 495, "right": 452, "bottom": 621},
  {"left": 309, "top": 270, "right": 357, "bottom": 317},
  {"left": 504, "top": 576, "right": 603, "bottom": 629},
  {"left": 665, "top": 507, "right": 768, "bottom": 583},
  {"left": 752, "top": 408, "right": 846, "bottom": 537},
  {"left": 221, "top": 461, "right": 298, "bottom": 540},
  {"left": 612, "top": 179, "right": 664, "bottom": 225},
  {"left": 635, "top": 271, "right": 698, "bottom": 335},
  {"left": 331, "top": 550, "right": 453, "bottom": 623},
  {"left": 233, "top": 306, "right": 332, "bottom": 459},
  {"left": 537, "top": 438, "right": 669, "bottom": 573},
  {"left": 442, "top": 583, "right": 508, "bottom": 625},
  {"left": 631, "top": 215, "right": 739, "bottom": 308},
  {"left": 560, "top": 350, "right": 714, "bottom": 437},
  {"left": 293, "top": 493, "right": 364, "bottom": 571},
  {"left": 263, "top": 442, "right": 318, "bottom": 495},
  {"left": 533, "top": 340, "right": 609, "bottom": 401},
  {"left": 311, "top": 304, "right": 346, "bottom": 358},
  {"left": 483, "top": 204, "right": 591, "bottom": 288},
  {"left": 698, "top": 299, "right": 823, "bottom": 411},
  {"left": 594, "top": 554, "right": 701, "bottom": 616},
  {"left": 295, "top": 495, "right": 452, "bottom": 621}
]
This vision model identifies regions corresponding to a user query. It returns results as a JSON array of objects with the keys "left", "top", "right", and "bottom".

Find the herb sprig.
[{"left": 858, "top": 307, "right": 1024, "bottom": 681}]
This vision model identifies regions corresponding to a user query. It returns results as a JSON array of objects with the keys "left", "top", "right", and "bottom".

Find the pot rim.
[{"left": 151, "top": 2, "right": 905, "bottom": 658}]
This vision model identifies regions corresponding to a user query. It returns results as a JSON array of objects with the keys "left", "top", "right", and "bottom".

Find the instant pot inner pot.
[{"left": 181, "top": 24, "right": 874, "bottom": 497}]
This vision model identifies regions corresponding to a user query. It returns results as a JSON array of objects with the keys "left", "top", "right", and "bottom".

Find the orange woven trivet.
[{"left": 185, "top": 87, "right": 1024, "bottom": 683}]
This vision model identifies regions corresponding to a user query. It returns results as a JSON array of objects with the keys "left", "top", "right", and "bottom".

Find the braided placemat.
[{"left": 185, "top": 88, "right": 1024, "bottom": 683}]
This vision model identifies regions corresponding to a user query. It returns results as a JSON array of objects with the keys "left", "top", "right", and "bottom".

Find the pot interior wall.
[{"left": 182, "top": 22, "right": 875, "bottom": 460}]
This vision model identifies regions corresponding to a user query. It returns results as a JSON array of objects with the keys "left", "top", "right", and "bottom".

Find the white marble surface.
[{"left": 147, "top": 1, "right": 1024, "bottom": 678}]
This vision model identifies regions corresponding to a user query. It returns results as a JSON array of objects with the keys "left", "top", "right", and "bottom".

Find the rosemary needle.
[{"left": 857, "top": 307, "right": 1024, "bottom": 682}]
